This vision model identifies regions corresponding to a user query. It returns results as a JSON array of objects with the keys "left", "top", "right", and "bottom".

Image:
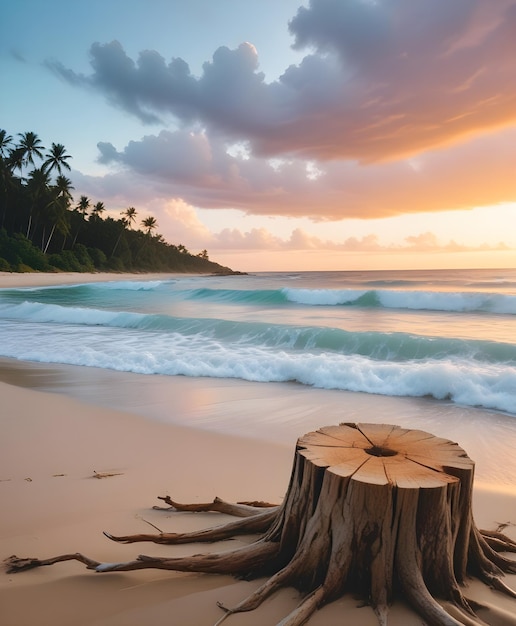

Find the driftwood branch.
[
  {"left": 92, "top": 470, "right": 124, "bottom": 479},
  {"left": 152, "top": 495, "right": 278, "bottom": 517}
]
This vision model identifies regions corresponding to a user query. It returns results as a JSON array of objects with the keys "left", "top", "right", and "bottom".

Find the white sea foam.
[
  {"left": 0, "top": 301, "right": 145, "bottom": 327},
  {"left": 9, "top": 280, "right": 166, "bottom": 292},
  {"left": 1, "top": 320, "right": 514, "bottom": 415}
]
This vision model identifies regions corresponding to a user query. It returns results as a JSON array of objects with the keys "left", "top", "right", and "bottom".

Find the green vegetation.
[{"left": 0, "top": 129, "right": 237, "bottom": 275}]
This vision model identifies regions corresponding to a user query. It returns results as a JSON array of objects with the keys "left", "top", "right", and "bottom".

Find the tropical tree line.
[{"left": 0, "top": 129, "right": 233, "bottom": 274}]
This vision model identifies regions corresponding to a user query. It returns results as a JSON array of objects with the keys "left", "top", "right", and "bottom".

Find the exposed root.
[
  {"left": 6, "top": 540, "right": 279, "bottom": 577},
  {"left": 480, "top": 529, "right": 516, "bottom": 554},
  {"left": 104, "top": 507, "right": 277, "bottom": 545},
  {"left": 215, "top": 561, "right": 300, "bottom": 622},
  {"left": 476, "top": 530, "right": 516, "bottom": 575},
  {"left": 236, "top": 500, "right": 279, "bottom": 508},
  {"left": 395, "top": 489, "right": 474, "bottom": 626},
  {"left": 5, "top": 553, "right": 101, "bottom": 573},
  {"left": 277, "top": 586, "right": 326, "bottom": 626},
  {"left": 481, "top": 574, "right": 516, "bottom": 599},
  {"left": 153, "top": 496, "right": 279, "bottom": 518},
  {"left": 95, "top": 540, "right": 279, "bottom": 576}
]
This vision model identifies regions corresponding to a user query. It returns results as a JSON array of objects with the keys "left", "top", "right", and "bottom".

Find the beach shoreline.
[
  {"left": 1, "top": 272, "right": 516, "bottom": 625},
  {"left": 0, "top": 271, "right": 210, "bottom": 289}
]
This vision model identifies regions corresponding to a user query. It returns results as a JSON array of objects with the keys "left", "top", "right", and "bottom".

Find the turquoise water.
[{"left": 1, "top": 268, "right": 515, "bottom": 416}]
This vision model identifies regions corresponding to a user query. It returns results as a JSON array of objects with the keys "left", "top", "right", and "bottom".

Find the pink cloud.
[
  {"left": 76, "top": 125, "right": 516, "bottom": 220},
  {"left": 208, "top": 226, "right": 510, "bottom": 254}
]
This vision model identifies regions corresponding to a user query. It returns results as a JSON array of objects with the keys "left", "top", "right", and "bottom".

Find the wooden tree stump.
[{"left": 5, "top": 423, "right": 516, "bottom": 625}]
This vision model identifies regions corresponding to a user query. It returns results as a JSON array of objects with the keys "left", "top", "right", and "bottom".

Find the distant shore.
[{"left": 0, "top": 271, "right": 208, "bottom": 289}]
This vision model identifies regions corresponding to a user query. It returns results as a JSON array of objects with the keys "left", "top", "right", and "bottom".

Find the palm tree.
[
  {"left": 44, "top": 202, "right": 70, "bottom": 254},
  {"left": 141, "top": 215, "right": 157, "bottom": 235},
  {"left": 123, "top": 206, "right": 137, "bottom": 229},
  {"left": 71, "top": 195, "right": 90, "bottom": 248},
  {"left": 43, "top": 143, "right": 72, "bottom": 176},
  {"left": 110, "top": 207, "right": 137, "bottom": 259},
  {"left": 42, "top": 175, "right": 74, "bottom": 253},
  {"left": 76, "top": 195, "right": 90, "bottom": 218},
  {"left": 137, "top": 216, "right": 158, "bottom": 263},
  {"left": 7, "top": 147, "right": 26, "bottom": 175},
  {"left": 111, "top": 220, "right": 126, "bottom": 259},
  {"left": 54, "top": 175, "right": 74, "bottom": 203},
  {"left": 0, "top": 130, "right": 14, "bottom": 227},
  {"left": 0, "top": 129, "right": 13, "bottom": 158},
  {"left": 17, "top": 131, "right": 44, "bottom": 171},
  {"left": 25, "top": 167, "right": 51, "bottom": 239},
  {"left": 91, "top": 201, "right": 105, "bottom": 219}
]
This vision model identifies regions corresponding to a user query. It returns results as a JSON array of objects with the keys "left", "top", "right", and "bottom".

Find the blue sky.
[{"left": 2, "top": 0, "right": 516, "bottom": 271}]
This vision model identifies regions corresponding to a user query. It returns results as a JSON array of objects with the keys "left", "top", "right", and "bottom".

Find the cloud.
[
  {"left": 84, "top": 125, "right": 516, "bottom": 220},
  {"left": 56, "top": 0, "right": 516, "bottom": 242},
  {"left": 215, "top": 227, "right": 284, "bottom": 250},
  {"left": 48, "top": 0, "right": 516, "bottom": 163},
  {"left": 161, "top": 198, "right": 212, "bottom": 245},
  {"left": 69, "top": 167, "right": 514, "bottom": 256},
  {"left": 48, "top": 40, "right": 267, "bottom": 130},
  {"left": 203, "top": 225, "right": 511, "bottom": 255},
  {"left": 402, "top": 232, "right": 509, "bottom": 252}
]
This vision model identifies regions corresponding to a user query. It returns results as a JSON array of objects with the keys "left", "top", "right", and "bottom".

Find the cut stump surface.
[{"left": 5, "top": 423, "right": 516, "bottom": 626}]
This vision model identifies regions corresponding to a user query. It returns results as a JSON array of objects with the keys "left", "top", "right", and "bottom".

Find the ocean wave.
[
  {"left": 1, "top": 319, "right": 515, "bottom": 415},
  {"left": 4, "top": 281, "right": 515, "bottom": 314},
  {"left": 1, "top": 300, "right": 515, "bottom": 364},
  {"left": 1, "top": 280, "right": 167, "bottom": 294},
  {"left": 184, "top": 287, "right": 289, "bottom": 305},
  {"left": 174, "top": 286, "right": 516, "bottom": 314},
  {"left": 283, "top": 288, "right": 516, "bottom": 314},
  {"left": 0, "top": 300, "right": 146, "bottom": 326},
  {"left": 80, "top": 280, "right": 166, "bottom": 291}
]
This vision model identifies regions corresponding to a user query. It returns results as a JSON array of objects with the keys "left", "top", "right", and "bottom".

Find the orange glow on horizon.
[{"left": 214, "top": 250, "right": 516, "bottom": 273}]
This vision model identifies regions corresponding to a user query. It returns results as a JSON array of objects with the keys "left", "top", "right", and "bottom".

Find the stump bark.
[{"left": 5, "top": 422, "right": 516, "bottom": 626}]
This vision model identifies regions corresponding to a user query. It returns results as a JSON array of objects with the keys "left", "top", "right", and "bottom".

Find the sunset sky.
[{"left": 2, "top": 0, "right": 516, "bottom": 272}]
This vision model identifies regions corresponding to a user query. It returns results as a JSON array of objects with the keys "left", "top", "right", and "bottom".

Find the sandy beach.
[
  {"left": 0, "top": 271, "right": 200, "bottom": 290},
  {"left": 1, "top": 273, "right": 516, "bottom": 626}
]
